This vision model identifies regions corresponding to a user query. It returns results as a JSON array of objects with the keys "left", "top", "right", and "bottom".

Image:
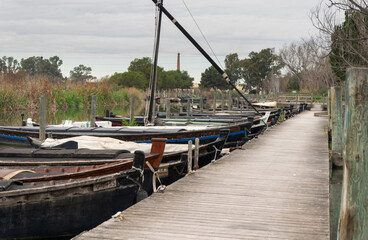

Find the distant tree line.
[
  {"left": 200, "top": 48, "right": 283, "bottom": 94},
  {"left": 109, "top": 57, "right": 194, "bottom": 90},
  {"left": 0, "top": 56, "right": 94, "bottom": 82}
]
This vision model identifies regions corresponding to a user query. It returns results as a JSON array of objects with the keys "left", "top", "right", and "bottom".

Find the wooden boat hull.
[
  {"left": 0, "top": 171, "right": 141, "bottom": 239},
  {"left": 0, "top": 122, "right": 249, "bottom": 147}
]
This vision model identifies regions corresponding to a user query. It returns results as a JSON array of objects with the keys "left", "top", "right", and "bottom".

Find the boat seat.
[
  {"left": 0, "top": 180, "right": 23, "bottom": 191},
  {"left": 0, "top": 169, "right": 36, "bottom": 180}
]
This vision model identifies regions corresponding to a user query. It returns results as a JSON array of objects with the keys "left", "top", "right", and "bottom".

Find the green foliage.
[
  {"left": 330, "top": 11, "right": 368, "bottom": 82},
  {"left": 111, "top": 57, "right": 194, "bottom": 90},
  {"left": 224, "top": 53, "right": 242, "bottom": 85},
  {"left": 112, "top": 90, "right": 130, "bottom": 103},
  {"left": 200, "top": 66, "right": 228, "bottom": 90},
  {"left": 160, "top": 70, "right": 194, "bottom": 89},
  {"left": 109, "top": 71, "right": 147, "bottom": 89},
  {"left": 20, "top": 56, "right": 63, "bottom": 80},
  {"left": 240, "top": 48, "right": 282, "bottom": 93},
  {"left": 121, "top": 118, "right": 138, "bottom": 126},
  {"left": 70, "top": 64, "right": 94, "bottom": 82},
  {"left": 286, "top": 77, "right": 300, "bottom": 91},
  {"left": 0, "top": 56, "right": 19, "bottom": 74}
]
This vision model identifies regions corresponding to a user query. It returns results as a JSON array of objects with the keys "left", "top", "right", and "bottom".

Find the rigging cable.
[{"left": 182, "top": 0, "right": 224, "bottom": 70}]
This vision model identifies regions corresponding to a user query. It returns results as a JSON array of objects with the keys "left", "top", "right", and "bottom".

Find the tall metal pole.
[
  {"left": 151, "top": 0, "right": 262, "bottom": 116},
  {"left": 147, "top": 0, "right": 163, "bottom": 123}
]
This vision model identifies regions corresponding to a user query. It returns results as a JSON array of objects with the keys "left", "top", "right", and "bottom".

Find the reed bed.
[{"left": 0, "top": 76, "right": 145, "bottom": 113}]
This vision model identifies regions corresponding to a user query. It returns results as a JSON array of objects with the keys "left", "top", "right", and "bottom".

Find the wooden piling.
[
  {"left": 200, "top": 93, "right": 203, "bottom": 113},
  {"left": 193, "top": 138, "right": 199, "bottom": 170},
  {"left": 228, "top": 90, "right": 232, "bottom": 110},
  {"left": 187, "top": 140, "right": 193, "bottom": 173},
  {"left": 338, "top": 67, "right": 368, "bottom": 240},
  {"left": 90, "top": 95, "right": 96, "bottom": 128},
  {"left": 166, "top": 98, "right": 170, "bottom": 119},
  {"left": 39, "top": 94, "right": 46, "bottom": 141},
  {"left": 221, "top": 91, "right": 224, "bottom": 111},
  {"left": 330, "top": 86, "right": 343, "bottom": 167},
  {"left": 328, "top": 88, "right": 332, "bottom": 179},
  {"left": 130, "top": 96, "right": 135, "bottom": 124},
  {"left": 213, "top": 90, "right": 216, "bottom": 115},
  {"left": 187, "top": 100, "right": 190, "bottom": 117}
]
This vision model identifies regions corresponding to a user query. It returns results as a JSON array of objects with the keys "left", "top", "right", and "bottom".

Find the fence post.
[
  {"left": 194, "top": 138, "right": 199, "bottom": 170},
  {"left": 130, "top": 96, "right": 135, "bottom": 124},
  {"left": 187, "top": 100, "right": 190, "bottom": 117},
  {"left": 221, "top": 91, "right": 224, "bottom": 111},
  {"left": 187, "top": 140, "right": 193, "bottom": 173},
  {"left": 228, "top": 90, "right": 232, "bottom": 110},
  {"left": 39, "top": 94, "right": 46, "bottom": 141},
  {"left": 166, "top": 98, "right": 171, "bottom": 119},
  {"left": 213, "top": 90, "right": 216, "bottom": 115},
  {"left": 200, "top": 92, "right": 204, "bottom": 113},
  {"left": 338, "top": 67, "right": 368, "bottom": 239},
  {"left": 90, "top": 95, "right": 97, "bottom": 127}
]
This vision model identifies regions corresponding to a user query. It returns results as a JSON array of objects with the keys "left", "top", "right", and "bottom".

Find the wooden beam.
[
  {"left": 39, "top": 94, "right": 46, "bottom": 141},
  {"left": 330, "top": 86, "right": 343, "bottom": 167},
  {"left": 338, "top": 67, "right": 368, "bottom": 240}
]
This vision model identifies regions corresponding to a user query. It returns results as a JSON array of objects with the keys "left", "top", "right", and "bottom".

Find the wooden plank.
[{"left": 76, "top": 111, "right": 329, "bottom": 240}]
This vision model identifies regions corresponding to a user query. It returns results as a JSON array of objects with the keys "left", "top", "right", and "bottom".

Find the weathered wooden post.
[
  {"left": 186, "top": 99, "right": 190, "bottom": 117},
  {"left": 330, "top": 86, "right": 343, "bottom": 167},
  {"left": 200, "top": 92, "right": 204, "bottom": 113},
  {"left": 221, "top": 91, "right": 224, "bottom": 111},
  {"left": 213, "top": 89, "right": 216, "bottom": 115},
  {"left": 187, "top": 140, "right": 193, "bottom": 173},
  {"left": 39, "top": 94, "right": 46, "bottom": 141},
  {"left": 90, "top": 95, "right": 97, "bottom": 127},
  {"left": 166, "top": 98, "right": 170, "bottom": 119},
  {"left": 130, "top": 96, "right": 135, "bottom": 124},
  {"left": 328, "top": 88, "right": 332, "bottom": 178},
  {"left": 193, "top": 138, "right": 199, "bottom": 170},
  {"left": 338, "top": 67, "right": 368, "bottom": 240},
  {"left": 228, "top": 90, "right": 232, "bottom": 110}
]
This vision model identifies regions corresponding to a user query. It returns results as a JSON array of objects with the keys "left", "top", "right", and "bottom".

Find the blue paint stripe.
[
  {"left": 228, "top": 130, "right": 244, "bottom": 136},
  {"left": 136, "top": 131, "right": 245, "bottom": 144},
  {"left": 0, "top": 134, "right": 27, "bottom": 141}
]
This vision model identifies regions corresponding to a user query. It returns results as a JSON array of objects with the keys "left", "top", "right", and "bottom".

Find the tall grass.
[{"left": 0, "top": 75, "right": 145, "bottom": 112}]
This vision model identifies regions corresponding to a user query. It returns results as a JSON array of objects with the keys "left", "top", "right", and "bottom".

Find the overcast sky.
[{"left": 0, "top": 0, "right": 323, "bottom": 82}]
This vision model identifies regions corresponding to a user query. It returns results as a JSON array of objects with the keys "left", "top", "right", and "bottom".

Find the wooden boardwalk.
[{"left": 76, "top": 111, "right": 329, "bottom": 240}]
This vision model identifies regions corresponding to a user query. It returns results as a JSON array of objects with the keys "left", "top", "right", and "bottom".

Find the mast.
[
  {"left": 150, "top": 0, "right": 262, "bottom": 116},
  {"left": 147, "top": 0, "right": 164, "bottom": 124}
]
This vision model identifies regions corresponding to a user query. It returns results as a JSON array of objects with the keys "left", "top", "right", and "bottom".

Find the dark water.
[{"left": 0, "top": 104, "right": 146, "bottom": 126}]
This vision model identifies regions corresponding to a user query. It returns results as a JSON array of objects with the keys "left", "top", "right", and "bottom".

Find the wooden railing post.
[
  {"left": 187, "top": 140, "right": 193, "bottom": 173},
  {"left": 166, "top": 98, "right": 171, "bottom": 119},
  {"left": 338, "top": 67, "right": 368, "bottom": 239},
  {"left": 221, "top": 91, "right": 224, "bottom": 111},
  {"left": 39, "top": 94, "right": 46, "bottom": 141},
  {"left": 193, "top": 138, "right": 199, "bottom": 170},
  {"left": 200, "top": 93, "right": 204, "bottom": 113},
  {"left": 130, "top": 96, "right": 135, "bottom": 124},
  {"left": 330, "top": 86, "right": 343, "bottom": 167},
  {"left": 90, "top": 95, "right": 97, "bottom": 127},
  {"left": 228, "top": 90, "right": 231, "bottom": 110},
  {"left": 213, "top": 90, "right": 216, "bottom": 115}
]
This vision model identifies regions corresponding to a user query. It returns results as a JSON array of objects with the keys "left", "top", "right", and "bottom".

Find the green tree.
[
  {"left": 330, "top": 10, "right": 368, "bottom": 82},
  {"left": 0, "top": 56, "right": 19, "bottom": 74},
  {"left": 70, "top": 64, "right": 94, "bottom": 82},
  {"left": 200, "top": 66, "right": 228, "bottom": 90},
  {"left": 286, "top": 76, "right": 300, "bottom": 91},
  {"left": 224, "top": 53, "right": 241, "bottom": 86},
  {"left": 20, "top": 56, "right": 63, "bottom": 80},
  {"left": 109, "top": 71, "right": 147, "bottom": 89},
  {"left": 240, "top": 48, "right": 281, "bottom": 93}
]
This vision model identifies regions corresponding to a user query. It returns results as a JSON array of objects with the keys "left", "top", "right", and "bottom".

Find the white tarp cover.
[{"left": 41, "top": 136, "right": 188, "bottom": 153}]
